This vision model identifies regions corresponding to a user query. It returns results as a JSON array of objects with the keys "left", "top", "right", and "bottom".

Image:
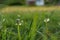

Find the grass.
[
  {"left": 1, "top": 6, "right": 60, "bottom": 13},
  {"left": 0, "top": 7, "right": 60, "bottom": 40}
]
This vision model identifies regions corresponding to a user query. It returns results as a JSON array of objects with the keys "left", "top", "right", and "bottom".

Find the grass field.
[
  {"left": 0, "top": 6, "right": 60, "bottom": 40},
  {"left": 1, "top": 6, "right": 60, "bottom": 13}
]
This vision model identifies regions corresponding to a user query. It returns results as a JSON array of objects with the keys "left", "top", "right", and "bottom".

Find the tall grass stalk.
[
  {"left": 29, "top": 13, "right": 39, "bottom": 40},
  {"left": 42, "top": 22, "right": 48, "bottom": 40},
  {"left": 45, "top": 22, "right": 49, "bottom": 35},
  {"left": 2, "top": 26, "right": 6, "bottom": 40}
]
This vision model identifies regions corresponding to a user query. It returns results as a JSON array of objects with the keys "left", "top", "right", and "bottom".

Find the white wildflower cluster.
[
  {"left": 15, "top": 15, "right": 23, "bottom": 26},
  {"left": 44, "top": 18, "right": 50, "bottom": 23}
]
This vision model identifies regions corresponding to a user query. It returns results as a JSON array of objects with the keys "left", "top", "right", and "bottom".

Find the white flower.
[
  {"left": 19, "top": 23, "right": 22, "bottom": 25},
  {"left": 15, "top": 23, "right": 22, "bottom": 26},
  {"left": 16, "top": 19, "right": 20, "bottom": 21},
  {"left": 15, "top": 15, "right": 23, "bottom": 26},
  {"left": 44, "top": 18, "right": 50, "bottom": 23}
]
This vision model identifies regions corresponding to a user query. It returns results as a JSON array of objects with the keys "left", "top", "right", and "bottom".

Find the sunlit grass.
[{"left": 1, "top": 6, "right": 60, "bottom": 13}]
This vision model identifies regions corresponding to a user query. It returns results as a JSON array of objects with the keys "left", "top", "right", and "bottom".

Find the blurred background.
[
  {"left": 0, "top": 0, "right": 60, "bottom": 6},
  {"left": 0, "top": 0, "right": 60, "bottom": 40}
]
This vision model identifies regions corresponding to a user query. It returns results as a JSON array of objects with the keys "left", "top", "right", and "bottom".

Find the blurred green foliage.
[
  {"left": 0, "top": 10, "right": 60, "bottom": 40},
  {"left": 0, "top": 0, "right": 60, "bottom": 5},
  {"left": 1, "top": 0, "right": 25, "bottom": 5}
]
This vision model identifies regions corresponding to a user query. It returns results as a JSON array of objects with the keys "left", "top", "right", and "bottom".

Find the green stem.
[
  {"left": 29, "top": 14, "right": 38, "bottom": 40},
  {"left": 17, "top": 25, "right": 21, "bottom": 40},
  {"left": 46, "top": 22, "right": 48, "bottom": 34},
  {"left": 43, "top": 22, "right": 48, "bottom": 40}
]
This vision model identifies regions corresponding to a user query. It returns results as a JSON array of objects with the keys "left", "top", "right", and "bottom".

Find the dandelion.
[{"left": 44, "top": 18, "right": 50, "bottom": 23}]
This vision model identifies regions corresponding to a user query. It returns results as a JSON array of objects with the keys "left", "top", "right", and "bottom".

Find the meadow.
[{"left": 0, "top": 6, "right": 60, "bottom": 40}]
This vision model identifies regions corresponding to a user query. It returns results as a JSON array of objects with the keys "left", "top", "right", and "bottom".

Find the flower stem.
[
  {"left": 43, "top": 22, "right": 48, "bottom": 40},
  {"left": 17, "top": 25, "right": 21, "bottom": 40}
]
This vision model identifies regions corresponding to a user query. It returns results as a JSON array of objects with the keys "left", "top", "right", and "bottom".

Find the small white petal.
[
  {"left": 44, "top": 18, "right": 50, "bottom": 23},
  {"left": 47, "top": 18, "right": 50, "bottom": 22},
  {"left": 19, "top": 23, "right": 22, "bottom": 25}
]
